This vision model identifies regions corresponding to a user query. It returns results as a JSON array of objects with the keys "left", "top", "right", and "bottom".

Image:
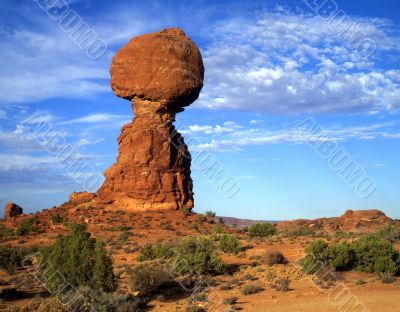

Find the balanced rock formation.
[
  {"left": 97, "top": 28, "right": 204, "bottom": 211},
  {"left": 3, "top": 202, "right": 23, "bottom": 220}
]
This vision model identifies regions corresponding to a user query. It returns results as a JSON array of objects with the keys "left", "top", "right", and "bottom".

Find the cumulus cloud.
[{"left": 198, "top": 10, "right": 400, "bottom": 114}]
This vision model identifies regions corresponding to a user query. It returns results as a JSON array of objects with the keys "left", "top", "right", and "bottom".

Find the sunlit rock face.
[{"left": 97, "top": 28, "right": 204, "bottom": 211}]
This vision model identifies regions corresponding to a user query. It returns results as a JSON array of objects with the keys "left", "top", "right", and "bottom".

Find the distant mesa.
[
  {"left": 96, "top": 28, "right": 204, "bottom": 211},
  {"left": 3, "top": 202, "right": 23, "bottom": 220}
]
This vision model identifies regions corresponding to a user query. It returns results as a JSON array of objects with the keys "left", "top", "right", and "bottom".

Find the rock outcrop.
[
  {"left": 69, "top": 192, "right": 97, "bottom": 205},
  {"left": 3, "top": 202, "right": 23, "bottom": 220},
  {"left": 97, "top": 28, "right": 204, "bottom": 211},
  {"left": 277, "top": 209, "right": 393, "bottom": 233}
]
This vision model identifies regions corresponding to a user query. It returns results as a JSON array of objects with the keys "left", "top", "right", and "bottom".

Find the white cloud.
[
  {"left": 76, "top": 138, "right": 105, "bottom": 147},
  {"left": 197, "top": 10, "right": 400, "bottom": 114},
  {"left": 59, "top": 113, "right": 129, "bottom": 125},
  {"left": 188, "top": 120, "right": 400, "bottom": 152},
  {"left": 0, "top": 110, "right": 6, "bottom": 119},
  {"left": 180, "top": 121, "right": 242, "bottom": 135}
]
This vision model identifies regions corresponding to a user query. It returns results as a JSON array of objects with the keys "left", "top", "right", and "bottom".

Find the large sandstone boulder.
[
  {"left": 338, "top": 209, "right": 391, "bottom": 230},
  {"left": 3, "top": 202, "right": 23, "bottom": 220},
  {"left": 110, "top": 28, "right": 204, "bottom": 107},
  {"left": 97, "top": 28, "right": 204, "bottom": 211}
]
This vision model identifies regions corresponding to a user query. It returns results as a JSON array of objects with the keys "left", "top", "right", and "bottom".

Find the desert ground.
[{"left": 1, "top": 199, "right": 399, "bottom": 312}]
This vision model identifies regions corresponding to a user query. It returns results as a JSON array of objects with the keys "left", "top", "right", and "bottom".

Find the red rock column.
[
  {"left": 97, "top": 27, "right": 204, "bottom": 211},
  {"left": 97, "top": 100, "right": 194, "bottom": 211}
]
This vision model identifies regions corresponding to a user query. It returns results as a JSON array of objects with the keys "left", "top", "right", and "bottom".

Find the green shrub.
[
  {"left": 205, "top": 211, "right": 216, "bottom": 219},
  {"left": 248, "top": 223, "right": 276, "bottom": 237},
  {"left": 0, "top": 247, "right": 23, "bottom": 273},
  {"left": 51, "top": 214, "right": 63, "bottom": 224},
  {"left": 301, "top": 240, "right": 328, "bottom": 274},
  {"left": 44, "top": 223, "right": 116, "bottom": 292},
  {"left": 128, "top": 262, "right": 173, "bottom": 295},
  {"left": 265, "top": 250, "right": 287, "bottom": 266},
  {"left": 16, "top": 218, "right": 38, "bottom": 236},
  {"left": 213, "top": 224, "right": 225, "bottom": 234},
  {"left": 326, "top": 242, "right": 354, "bottom": 271},
  {"left": 301, "top": 236, "right": 400, "bottom": 275},
  {"left": 0, "top": 225, "right": 14, "bottom": 238},
  {"left": 285, "top": 225, "right": 314, "bottom": 237},
  {"left": 137, "top": 243, "right": 175, "bottom": 262},
  {"left": 351, "top": 235, "right": 400, "bottom": 274},
  {"left": 376, "top": 225, "right": 400, "bottom": 244},
  {"left": 174, "top": 236, "right": 226, "bottom": 275},
  {"left": 218, "top": 234, "right": 241, "bottom": 254}
]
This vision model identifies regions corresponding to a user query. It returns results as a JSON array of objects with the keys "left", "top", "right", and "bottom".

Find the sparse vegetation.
[
  {"left": 137, "top": 243, "right": 175, "bottom": 261},
  {"left": 265, "top": 250, "right": 287, "bottom": 266},
  {"left": 302, "top": 236, "right": 400, "bottom": 276},
  {"left": 16, "top": 218, "right": 38, "bottom": 236},
  {"left": 128, "top": 262, "right": 173, "bottom": 295},
  {"left": 248, "top": 223, "right": 276, "bottom": 237},
  {"left": 272, "top": 278, "right": 290, "bottom": 292},
  {"left": 0, "top": 225, "right": 14, "bottom": 238},
  {"left": 174, "top": 236, "right": 227, "bottom": 275},
  {"left": 51, "top": 214, "right": 64, "bottom": 224},
  {"left": 205, "top": 210, "right": 216, "bottom": 219},
  {"left": 284, "top": 225, "right": 314, "bottom": 237},
  {"left": 0, "top": 247, "right": 23, "bottom": 274},
  {"left": 218, "top": 234, "right": 241, "bottom": 254},
  {"left": 241, "top": 284, "right": 263, "bottom": 295},
  {"left": 43, "top": 223, "right": 116, "bottom": 292},
  {"left": 376, "top": 224, "right": 400, "bottom": 244}
]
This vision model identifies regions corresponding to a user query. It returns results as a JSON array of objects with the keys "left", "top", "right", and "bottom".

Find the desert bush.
[
  {"left": 213, "top": 224, "right": 225, "bottom": 234},
  {"left": 137, "top": 243, "right": 175, "bottom": 262},
  {"left": 0, "top": 225, "right": 14, "bottom": 238},
  {"left": 174, "top": 236, "right": 226, "bottom": 275},
  {"left": 301, "top": 236, "right": 400, "bottom": 276},
  {"left": 273, "top": 278, "right": 290, "bottom": 292},
  {"left": 0, "top": 247, "right": 23, "bottom": 274},
  {"left": 185, "top": 305, "right": 206, "bottom": 312},
  {"left": 376, "top": 225, "right": 400, "bottom": 244},
  {"left": 160, "top": 221, "right": 173, "bottom": 230},
  {"left": 188, "top": 292, "right": 207, "bottom": 303},
  {"left": 51, "top": 214, "right": 64, "bottom": 224},
  {"left": 351, "top": 235, "right": 400, "bottom": 274},
  {"left": 301, "top": 240, "right": 328, "bottom": 274},
  {"left": 380, "top": 272, "right": 396, "bottom": 284},
  {"left": 248, "top": 223, "right": 276, "bottom": 237},
  {"left": 128, "top": 262, "right": 173, "bottom": 295},
  {"left": 222, "top": 296, "right": 238, "bottom": 305},
  {"left": 325, "top": 242, "right": 354, "bottom": 271},
  {"left": 285, "top": 225, "right": 314, "bottom": 237},
  {"left": 44, "top": 223, "right": 116, "bottom": 292},
  {"left": 16, "top": 218, "right": 38, "bottom": 236},
  {"left": 265, "top": 250, "right": 287, "bottom": 266},
  {"left": 117, "top": 231, "right": 131, "bottom": 244},
  {"left": 218, "top": 234, "right": 241, "bottom": 254},
  {"left": 68, "top": 286, "right": 140, "bottom": 312},
  {"left": 241, "top": 284, "right": 263, "bottom": 295},
  {"left": 205, "top": 211, "right": 216, "bottom": 219}
]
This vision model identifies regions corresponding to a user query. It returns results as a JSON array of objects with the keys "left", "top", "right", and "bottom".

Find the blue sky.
[{"left": 1, "top": 0, "right": 399, "bottom": 220}]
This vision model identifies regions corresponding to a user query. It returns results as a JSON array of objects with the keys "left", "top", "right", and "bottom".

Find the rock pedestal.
[
  {"left": 3, "top": 202, "right": 23, "bottom": 220},
  {"left": 97, "top": 28, "right": 204, "bottom": 211}
]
